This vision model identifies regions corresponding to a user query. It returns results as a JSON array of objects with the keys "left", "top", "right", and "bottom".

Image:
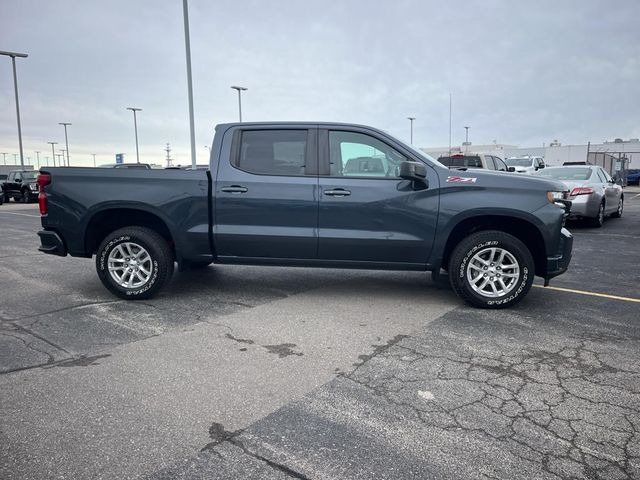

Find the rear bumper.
[
  {"left": 544, "top": 227, "right": 573, "bottom": 283},
  {"left": 38, "top": 230, "right": 68, "bottom": 256}
]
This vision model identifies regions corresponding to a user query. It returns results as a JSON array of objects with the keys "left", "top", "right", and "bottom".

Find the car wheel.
[
  {"left": 20, "top": 189, "right": 30, "bottom": 203},
  {"left": 448, "top": 230, "right": 534, "bottom": 309},
  {"left": 611, "top": 197, "right": 623, "bottom": 218},
  {"left": 96, "top": 226, "right": 174, "bottom": 300},
  {"left": 588, "top": 201, "right": 605, "bottom": 227}
]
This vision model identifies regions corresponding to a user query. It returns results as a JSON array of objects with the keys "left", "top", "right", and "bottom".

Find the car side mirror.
[
  {"left": 16, "top": 178, "right": 21, "bottom": 183},
  {"left": 399, "top": 161, "right": 427, "bottom": 182},
  {"left": 507, "top": 167, "right": 516, "bottom": 172},
  {"left": 538, "top": 164, "right": 545, "bottom": 169}
]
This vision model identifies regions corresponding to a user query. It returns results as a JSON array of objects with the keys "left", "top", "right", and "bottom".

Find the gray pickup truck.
[{"left": 37, "top": 122, "right": 572, "bottom": 308}]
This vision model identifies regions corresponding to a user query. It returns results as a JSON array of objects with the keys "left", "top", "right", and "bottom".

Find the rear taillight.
[
  {"left": 37, "top": 173, "right": 51, "bottom": 215},
  {"left": 569, "top": 186, "right": 594, "bottom": 196}
]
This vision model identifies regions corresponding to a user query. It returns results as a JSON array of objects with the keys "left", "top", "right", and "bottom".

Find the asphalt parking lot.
[{"left": 1, "top": 190, "right": 639, "bottom": 480}]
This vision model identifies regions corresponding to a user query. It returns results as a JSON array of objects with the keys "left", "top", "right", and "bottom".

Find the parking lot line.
[
  {"left": 534, "top": 284, "right": 640, "bottom": 303},
  {"left": 0, "top": 211, "right": 40, "bottom": 218}
]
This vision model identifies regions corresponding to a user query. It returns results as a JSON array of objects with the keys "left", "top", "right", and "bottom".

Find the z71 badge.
[{"left": 446, "top": 176, "right": 477, "bottom": 183}]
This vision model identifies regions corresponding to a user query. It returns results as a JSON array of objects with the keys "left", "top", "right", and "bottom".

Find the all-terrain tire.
[
  {"left": 448, "top": 230, "right": 535, "bottom": 309},
  {"left": 96, "top": 226, "right": 174, "bottom": 300}
]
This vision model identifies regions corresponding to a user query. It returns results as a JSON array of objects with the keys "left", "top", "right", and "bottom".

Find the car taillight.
[
  {"left": 569, "top": 186, "right": 594, "bottom": 196},
  {"left": 37, "top": 173, "right": 51, "bottom": 215}
]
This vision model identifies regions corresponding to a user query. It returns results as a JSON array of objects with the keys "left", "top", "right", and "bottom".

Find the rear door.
[
  {"left": 317, "top": 127, "right": 439, "bottom": 266},
  {"left": 6, "top": 172, "right": 19, "bottom": 195},
  {"left": 214, "top": 126, "right": 319, "bottom": 260}
]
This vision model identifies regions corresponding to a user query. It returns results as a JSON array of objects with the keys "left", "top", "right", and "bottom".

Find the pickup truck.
[
  {"left": 3, "top": 170, "right": 39, "bottom": 203},
  {"left": 36, "top": 122, "right": 573, "bottom": 308}
]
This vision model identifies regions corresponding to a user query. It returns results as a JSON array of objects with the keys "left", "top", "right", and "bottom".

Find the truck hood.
[{"left": 439, "top": 168, "right": 567, "bottom": 193}]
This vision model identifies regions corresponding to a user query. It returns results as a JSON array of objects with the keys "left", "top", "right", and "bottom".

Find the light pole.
[
  {"left": 48, "top": 141, "right": 57, "bottom": 167},
  {"left": 60, "top": 149, "right": 66, "bottom": 166},
  {"left": 126, "top": 107, "right": 142, "bottom": 163},
  {"left": 407, "top": 117, "right": 416, "bottom": 145},
  {"left": 182, "top": 0, "right": 196, "bottom": 170},
  {"left": 91, "top": 153, "right": 96, "bottom": 167},
  {"left": 56, "top": 154, "right": 63, "bottom": 166},
  {"left": 13, "top": 154, "right": 18, "bottom": 163},
  {"left": 0, "top": 50, "right": 28, "bottom": 168},
  {"left": 35, "top": 151, "right": 40, "bottom": 168},
  {"left": 45, "top": 156, "right": 49, "bottom": 166},
  {"left": 464, "top": 126, "right": 470, "bottom": 153},
  {"left": 231, "top": 86, "right": 247, "bottom": 122},
  {"left": 1, "top": 153, "right": 6, "bottom": 165},
  {"left": 59, "top": 122, "right": 71, "bottom": 166}
]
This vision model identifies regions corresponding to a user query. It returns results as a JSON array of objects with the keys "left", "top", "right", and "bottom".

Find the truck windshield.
[
  {"left": 438, "top": 155, "right": 482, "bottom": 168},
  {"left": 22, "top": 172, "right": 38, "bottom": 181},
  {"left": 506, "top": 158, "right": 533, "bottom": 167}
]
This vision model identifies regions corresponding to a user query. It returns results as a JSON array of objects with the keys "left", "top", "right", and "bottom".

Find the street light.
[
  {"left": 35, "top": 151, "right": 40, "bottom": 168},
  {"left": 48, "top": 141, "right": 58, "bottom": 167},
  {"left": 1, "top": 153, "right": 6, "bottom": 165},
  {"left": 463, "top": 126, "right": 470, "bottom": 153},
  {"left": 0, "top": 50, "right": 28, "bottom": 168},
  {"left": 230, "top": 86, "right": 247, "bottom": 122},
  {"left": 126, "top": 107, "right": 142, "bottom": 163},
  {"left": 91, "top": 153, "right": 96, "bottom": 167},
  {"left": 59, "top": 122, "right": 71, "bottom": 166},
  {"left": 60, "top": 149, "right": 66, "bottom": 166},
  {"left": 407, "top": 117, "right": 416, "bottom": 145},
  {"left": 182, "top": 0, "right": 196, "bottom": 170}
]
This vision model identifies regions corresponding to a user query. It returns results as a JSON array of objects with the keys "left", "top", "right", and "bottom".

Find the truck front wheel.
[
  {"left": 96, "top": 226, "right": 174, "bottom": 300},
  {"left": 448, "top": 230, "right": 534, "bottom": 309}
]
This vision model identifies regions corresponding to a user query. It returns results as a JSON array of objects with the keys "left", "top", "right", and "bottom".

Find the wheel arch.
[
  {"left": 84, "top": 207, "right": 176, "bottom": 260},
  {"left": 441, "top": 214, "right": 547, "bottom": 277}
]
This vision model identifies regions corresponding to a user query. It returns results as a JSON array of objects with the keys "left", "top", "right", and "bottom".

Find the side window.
[
  {"left": 328, "top": 131, "right": 407, "bottom": 178},
  {"left": 494, "top": 157, "right": 508, "bottom": 171},
  {"left": 601, "top": 169, "right": 613, "bottom": 183},
  {"left": 485, "top": 156, "right": 496, "bottom": 170},
  {"left": 15, "top": 173, "right": 21, "bottom": 181},
  {"left": 595, "top": 169, "right": 607, "bottom": 183},
  {"left": 8, "top": 172, "right": 14, "bottom": 181},
  {"left": 235, "top": 130, "right": 308, "bottom": 176}
]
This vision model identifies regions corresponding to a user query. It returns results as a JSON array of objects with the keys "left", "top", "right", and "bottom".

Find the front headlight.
[
  {"left": 547, "top": 191, "right": 568, "bottom": 209},
  {"left": 29, "top": 184, "right": 39, "bottom": 191}
]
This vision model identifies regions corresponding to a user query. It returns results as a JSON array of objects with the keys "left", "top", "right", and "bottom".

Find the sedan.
[{"left": 535, "top": 166, "right": 623, "bottom": 227}]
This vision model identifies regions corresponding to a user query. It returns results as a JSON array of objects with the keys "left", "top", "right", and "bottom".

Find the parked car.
[
  {"left": 437, "top": 153, "right": 513, "bottom": 172},
  {"left": 535, "top": 166, "right": 623, "bottom": 227},
  {"left": 626, "top": 169, "right": 640, "bottom": 186},
  {"left": 36, "top": 122, "right": 572, "bottom": 309},
  {"left": 2, "top": 170, "right": 39, "bottom": 203},
  {"left": 506, "top": 156, "right": 546, "bottom": 174},
  {"left": 0, "top": 184, "right": 4, "bottom": 205},
  {"left": 98, "top": 163, "right": 152, "bottom": 169}
]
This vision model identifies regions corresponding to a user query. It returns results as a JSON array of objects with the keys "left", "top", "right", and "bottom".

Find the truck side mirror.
[
  {"left": 507, "top": 167, "right": 516, "bottom": 172},
  {"left": 399, "top": 161, "right": 427, "bottom": 181}
]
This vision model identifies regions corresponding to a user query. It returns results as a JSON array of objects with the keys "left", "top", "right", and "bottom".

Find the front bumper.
[
  {"left": 544, "top": 227, "right": 573, "bottom": 284},
  {"left": 38, "top": 230, "right": 68, "bottom": 256}
]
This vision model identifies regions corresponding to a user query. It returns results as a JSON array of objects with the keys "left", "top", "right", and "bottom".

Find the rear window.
[
  {"left": 438, "top": 155, "right": 482, "bottom": 168},
  {"left": 506, "top": 158, "right": 533, "bottom": 167},
  {"left": 236, "top": 130, "right": 307, "bottom": 176},
  {"left": 536, "top": 167, "right": 591, "bottom": 181}
]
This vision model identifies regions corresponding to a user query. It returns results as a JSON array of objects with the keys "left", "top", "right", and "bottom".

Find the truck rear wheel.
[
  {"left": 448, "top": 230, "right": 534, "bottom": 309},
  {"left": 96, "top": 226, "right": 174, "bottom": 300}
]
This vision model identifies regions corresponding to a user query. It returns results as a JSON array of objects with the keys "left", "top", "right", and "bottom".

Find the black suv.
[{"left": 2, "top": 170, "right": 39, "bottom": 203}]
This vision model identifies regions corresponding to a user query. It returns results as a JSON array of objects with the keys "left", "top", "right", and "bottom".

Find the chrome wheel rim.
[
  {"left": 599, "top": 204, "right": 604, "bottom": 223},
  {"left": 466, "top": 247, "right": 520, "bottom": 298},
  {"left": 107, "top": 242, "right": 153, "bottom": 289},
  {"left": 617, "top": 199, "right": 623, "bottom": 215}
]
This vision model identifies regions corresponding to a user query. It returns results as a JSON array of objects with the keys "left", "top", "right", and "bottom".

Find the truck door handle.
[
  {"left": 221, "top": 185, "right": 248, "bottom": 194},
  {"left": 323, "top": 188, "right": 351, "bottom": 197}
]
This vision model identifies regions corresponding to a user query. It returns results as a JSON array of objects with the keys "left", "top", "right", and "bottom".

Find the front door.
[
  {"left": 317, "top": 128, "right": 439, "bottom": 266},
  {"left": 214, "top": 127, "right": 319, "bottom": 260}
]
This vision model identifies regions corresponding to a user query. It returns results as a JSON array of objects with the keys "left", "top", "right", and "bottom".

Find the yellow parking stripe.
[{"left": 533, "top": 285, "right": 640, "bottom": 303}]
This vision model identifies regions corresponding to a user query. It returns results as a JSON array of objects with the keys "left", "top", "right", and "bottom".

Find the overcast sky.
[{"left": 1, "top": 0, "right": 639, "bottom": 166}]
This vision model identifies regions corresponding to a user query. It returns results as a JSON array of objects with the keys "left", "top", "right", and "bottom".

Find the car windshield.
[
  {"left": 22, "top": 171, "right": 38, "bottom": 181},
  {"left": 506, "top": 158, "right": 533, "bottom": 167},
  {"left": 535, "top": 167, "right": 591, "bottom": 180},
  {"left": 438, "top": 155, "right": 482, "bottom": 168}
]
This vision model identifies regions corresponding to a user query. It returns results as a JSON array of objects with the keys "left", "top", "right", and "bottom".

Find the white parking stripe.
[
  {"left": 534, "top": 284, "right": 640, "bottom": 303},
  {"left": 0, "top": 211, "right": 40, "bottom": 218}
]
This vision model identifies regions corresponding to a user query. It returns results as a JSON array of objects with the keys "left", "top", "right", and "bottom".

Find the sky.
[{"left": 1, "top": 0, "right": 639, "bottom": 167}]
